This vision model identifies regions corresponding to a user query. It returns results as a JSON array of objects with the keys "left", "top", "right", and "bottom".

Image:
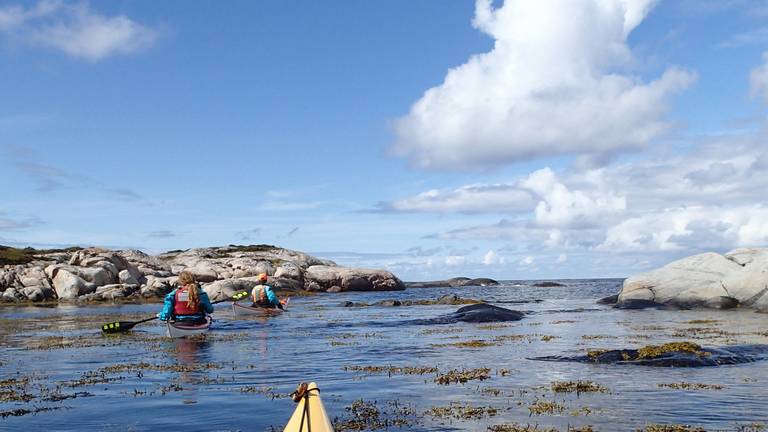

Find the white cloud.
[
  {"left": 393, "top": 0, "right": 694, "bottom": 169},
  {"left": 750, "top": 52, "right": 768, "bottom": 103},
  {"left": 519, "top": 256, "right": 535, "bottom": 266},
  {"left": 556, "top": 253, "right": 568, "bottom": 263},
  {"left": 417, "top": 128, "right": 768, "bottom": 259},
  {"left": 521, "top": 168, "right": 626, "bottom": 228},
  {"left": 599, "top": 205, "right": 768, "bottom": 252},
  {"left": 0, "top": 1, "right": 156, "bottom": 61},
  {"left": 482, "top": 249, "right": 505, "bottom": 265}
]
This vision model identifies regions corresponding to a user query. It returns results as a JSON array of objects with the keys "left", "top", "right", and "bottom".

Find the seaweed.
[{"left": 435, "top": 368, "right": 491, "bottom": 385}]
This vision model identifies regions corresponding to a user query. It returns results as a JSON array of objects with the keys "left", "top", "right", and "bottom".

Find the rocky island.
[{"left": 0, "top": 244, "right": 404, "bottom": 303}]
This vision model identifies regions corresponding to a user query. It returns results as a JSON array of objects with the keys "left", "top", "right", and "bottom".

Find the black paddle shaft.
[
  {"left": 101, "top": 316, "right": 156, "bottom": 334},
  {"left": 100, "top": 291, "right": 248, "bottom": 334}
]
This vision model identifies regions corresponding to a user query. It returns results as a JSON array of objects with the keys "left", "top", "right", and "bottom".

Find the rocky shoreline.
[{"left": 0, "top": 244, "right": 404, "bottom": 303}]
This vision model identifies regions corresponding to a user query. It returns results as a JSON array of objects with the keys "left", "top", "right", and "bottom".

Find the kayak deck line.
[{"left": 284, "top": 382, "right": 334, "bottom": 432}]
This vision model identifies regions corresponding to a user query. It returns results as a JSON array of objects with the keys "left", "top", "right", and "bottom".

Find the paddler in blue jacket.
[
  {"left": 251, "top": 273, "right": 284, "bottom": 309},
  {"left": 158, "top": 271, "right": 214, "bottom": 322}
]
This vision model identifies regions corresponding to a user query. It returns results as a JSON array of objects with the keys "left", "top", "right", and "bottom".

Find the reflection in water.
[{"left": 172, "top": 338, "right": 210, "bottom": 405}]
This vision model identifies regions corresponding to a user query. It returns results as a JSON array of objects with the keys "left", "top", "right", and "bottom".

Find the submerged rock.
[
  {"left": 532, "top": 281, "right": 564, "bottom": 287},
  {"left": 531, "top": 342, "right": 768, "bottom": 367},
  {"left": 408, "top": 303, "right": 525, "bottom": 325}
]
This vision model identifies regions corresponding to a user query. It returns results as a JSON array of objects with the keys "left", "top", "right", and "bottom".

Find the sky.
[{"left": 1, "top": 0, "right": 767, "bottom": 281}]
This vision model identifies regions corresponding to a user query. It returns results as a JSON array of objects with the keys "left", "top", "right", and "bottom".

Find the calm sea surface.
[{"left": 2, "top": 279, "right": 767, "bottom": 431}]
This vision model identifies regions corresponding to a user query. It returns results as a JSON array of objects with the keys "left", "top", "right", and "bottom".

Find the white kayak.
[
  {"left": 284, "top": 382, "right": 334, "bottom": 432},
  {"left": 232, "top": 299, "right": 288, "bottom": 317},
  {"left": 165, "top": 316, "right": 212, "bottom": 338}
]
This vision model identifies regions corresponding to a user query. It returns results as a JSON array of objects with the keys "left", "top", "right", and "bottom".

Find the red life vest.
[{"left": 173, "top": 286, "right": 202, "bottom": 316}]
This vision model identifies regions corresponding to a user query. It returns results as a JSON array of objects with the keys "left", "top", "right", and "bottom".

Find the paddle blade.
[
  {"left": 101, "top": 321, "right": 135, "bottom": 334},
  {"left": 231, "top": 291, "right": 249, "bottom": 301}
]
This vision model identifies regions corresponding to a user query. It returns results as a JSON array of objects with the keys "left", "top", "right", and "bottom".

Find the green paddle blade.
[
  {"left": 231, "top": 291, "right": 249, "bottom": 301},
  {"left": 101, "top": 321, "right": 130, "bottom": 334}
]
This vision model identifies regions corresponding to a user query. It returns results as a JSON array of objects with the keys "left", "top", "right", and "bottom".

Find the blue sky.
[{"left": 2, "top": 0, "right": 768, "bottom": 281}]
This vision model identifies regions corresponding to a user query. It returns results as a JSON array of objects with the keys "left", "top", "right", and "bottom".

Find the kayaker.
[
  {"left": 251, "top": 273, "right": 284, "bottom": 309},
  {"left": 158, "top": 271, "right": 214, "bottom": 323}
]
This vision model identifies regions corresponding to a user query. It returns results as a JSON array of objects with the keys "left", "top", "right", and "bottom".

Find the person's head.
[
  {"left": 257, "top": 286, "right": 266, "bottom": 302},
  {"left": 258, "top": 273, "right": 268, "bottom": 283},
  {"left": 178, "top": 271, "right": 200, "bottom": 308},
  {"left": 179, "top": 271, "right": 195, "bottom": 287}
]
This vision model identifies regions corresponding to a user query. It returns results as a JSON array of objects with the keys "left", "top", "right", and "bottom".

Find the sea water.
[{"left": 1, "top": 279, "right": 767, "bottom": 431}]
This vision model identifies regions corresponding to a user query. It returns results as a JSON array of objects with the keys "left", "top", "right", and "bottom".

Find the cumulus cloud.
[
  {"left": 393, "top": 0, "right": 694, "bottom": 169},
  {"left": 482, "top": 249, "right": 505, "bottom": 265},
  {"left": 416, "top": 128, "right": 768, "bottom": 260},
  {"left": 521, "top": 168, "right": 626, "bottom": 228},
  {"left": 385, "top": 167, "right": 626, "bottom": 230},
  {"left": 0, "top": 1, "right": 156, "bottom": 61},
  {"left": 599, "top": 205, "right": 768, "bottom": 252}
]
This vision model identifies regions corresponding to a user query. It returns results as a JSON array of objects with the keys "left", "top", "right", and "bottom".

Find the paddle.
[{"left": 101, "top": 291, "right": 250, "bottom": 334}]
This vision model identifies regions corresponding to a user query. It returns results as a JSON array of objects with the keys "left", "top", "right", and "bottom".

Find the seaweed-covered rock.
[{"left": 532, "top": 342, "right": 768, "bottom": 367}]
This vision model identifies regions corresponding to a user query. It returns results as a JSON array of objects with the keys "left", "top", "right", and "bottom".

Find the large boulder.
[
  {"left": 304, "top": 265, "right": 404, "bottom": 292},
  {"left": 88, "top": 284, "right": 140, "bottom": 300},
  {"left": 46, "top": 265, "right": 90, "bottom": 300},
  {"left": 274, "top": 261, "right": 302, "bottom": 282},
  {"left": 1, "top": 288, "right": 25, "bottom": 302},
  {"left": 140, "top": 275, "right": 178, "bottom": 298},
  {"left": 21, "top": 285, "right": 56, "bottom": 302},
  {"left": 617, "top": 249, "right": 768, "bottom": 310},
  {"left": 203, "top": 277, "right": 262, "bottom": 301},
  {"left": 119, "top": 269, "right": 140, "bottom": 285}
]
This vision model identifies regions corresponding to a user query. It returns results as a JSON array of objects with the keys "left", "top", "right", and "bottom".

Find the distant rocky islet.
[{"left": 0, "top": 244, "right": 404, "bottom": 303}]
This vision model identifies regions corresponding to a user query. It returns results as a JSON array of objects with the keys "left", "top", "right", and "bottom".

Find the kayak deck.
[{"left": 284, "top": 382, "right": 334, "bottom": 432}]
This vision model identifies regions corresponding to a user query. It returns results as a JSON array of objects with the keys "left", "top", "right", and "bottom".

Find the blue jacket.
[{"left": 158, "top": 288, "right": 214, "bottom": 321}]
